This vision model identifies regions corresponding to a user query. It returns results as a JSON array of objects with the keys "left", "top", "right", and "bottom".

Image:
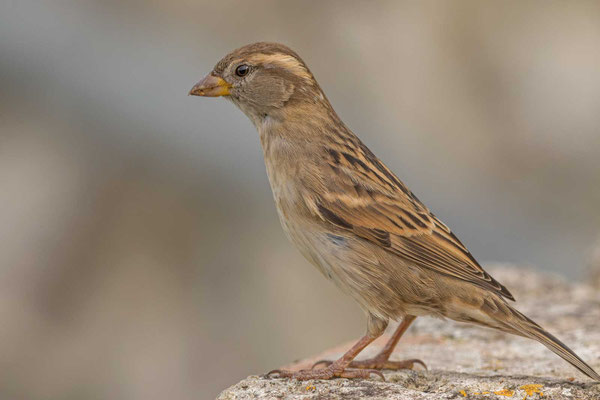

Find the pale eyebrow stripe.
[{"left": 246, "top": 53, "right": 312, "bottom": 81}]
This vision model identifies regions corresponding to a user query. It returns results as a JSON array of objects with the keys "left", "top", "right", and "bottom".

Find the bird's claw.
[
  {"left": 311, "top": 359, "right": 332, "bottom": 369},
  {"left": 265, "top": 366, "right": 385, "bottom": 381},
  {"left": 312, "top": 357, "right": 427, "bottom": 371},
  {"left": 265, "top": 369, "right": 283, "bottom": 378}
]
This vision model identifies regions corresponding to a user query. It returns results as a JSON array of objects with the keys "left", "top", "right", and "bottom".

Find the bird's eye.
[{"left": 235, "top": 64, "right": 250, "bottom": 77}]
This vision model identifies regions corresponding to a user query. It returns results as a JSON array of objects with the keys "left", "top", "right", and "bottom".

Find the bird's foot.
[
  {"left": 266, "top": 363, "right": 384, "bottom": 381},
  {"left": 312, "top": 355, "right": 426, "bottom": 371}
]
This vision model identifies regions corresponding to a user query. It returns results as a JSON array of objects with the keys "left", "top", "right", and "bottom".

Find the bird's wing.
[{"left": 310, "top": 143, "right": 515, "bottom": 301}]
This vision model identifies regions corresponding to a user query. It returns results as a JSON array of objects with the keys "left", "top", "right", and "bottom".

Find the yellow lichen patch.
[
  {"left": 305, "top": 385, "right": 316, "bottom": 391},
  {"left": 460, "top": 388, "right": 519, "bottom": 398},
  {"left": 519, "top": 384, "right": 543, "bottom": 399}
]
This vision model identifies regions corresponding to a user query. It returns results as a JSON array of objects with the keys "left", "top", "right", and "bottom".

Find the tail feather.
[{"left": 503, "top": 306, "right": 600, "bottom": 381}]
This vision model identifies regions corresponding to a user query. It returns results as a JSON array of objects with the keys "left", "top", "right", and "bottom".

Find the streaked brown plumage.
[{"left": 190, "top": 42, "right": 600, "bottom": 381}]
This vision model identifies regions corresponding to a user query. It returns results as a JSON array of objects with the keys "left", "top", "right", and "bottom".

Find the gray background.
[{"left": 1, "top": 1, "right": 599, "bottom": 399}]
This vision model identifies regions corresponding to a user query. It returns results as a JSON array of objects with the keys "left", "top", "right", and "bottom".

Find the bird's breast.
[
  {"left": 260, "top": 133, "right": 313, "bottom": 210},
  {"left": 259, "top": 134, "right": 324, "bottom": 243}
]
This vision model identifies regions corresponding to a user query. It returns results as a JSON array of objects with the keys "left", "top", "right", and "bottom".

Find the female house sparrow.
[{"left": 189, "top": 42, "right": 600, "bottom": 381}]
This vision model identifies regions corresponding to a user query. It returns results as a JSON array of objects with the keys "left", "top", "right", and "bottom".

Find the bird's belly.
[{"left": 280, "top": 221, "right": 440, "bottom": 320}]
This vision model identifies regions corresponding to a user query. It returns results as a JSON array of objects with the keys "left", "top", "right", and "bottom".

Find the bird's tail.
[{"left": 491, "top": 302, "right": 600, "bottom": 381}]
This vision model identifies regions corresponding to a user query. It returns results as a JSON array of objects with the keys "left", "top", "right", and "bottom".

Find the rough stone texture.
[{"left": 217, "top": 265, "right": 600, "bottom": 399}]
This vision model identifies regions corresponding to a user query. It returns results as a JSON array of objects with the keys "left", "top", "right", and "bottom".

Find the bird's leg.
[
  {"left": 267, "top": 314, "right": 388, "bottom": 380},
  {"left": 312, "top": 315, "right": 426, "bottom": 371}
]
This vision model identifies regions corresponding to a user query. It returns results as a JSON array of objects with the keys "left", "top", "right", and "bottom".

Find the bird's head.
[{"left": 189, "top": 42, "right": 330, "bottom": 125}]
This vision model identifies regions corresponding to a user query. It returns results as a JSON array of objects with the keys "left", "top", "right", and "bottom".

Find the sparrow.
[{"left": 189, "top": 42, "right": 600, "bottom": 381}]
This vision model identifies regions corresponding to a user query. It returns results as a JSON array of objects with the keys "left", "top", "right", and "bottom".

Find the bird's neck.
[{"left": 257, "top": 100, "right": 349, "bottom": 147}]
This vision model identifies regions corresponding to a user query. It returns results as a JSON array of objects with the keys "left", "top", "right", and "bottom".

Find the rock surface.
[{"left": 217, "top": 265, "right": 600, "bottom": 399}]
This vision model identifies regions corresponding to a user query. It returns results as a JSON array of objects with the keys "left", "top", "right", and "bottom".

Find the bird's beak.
[{"left": 189, "top": 74, "right": 231, "bottom": 97}]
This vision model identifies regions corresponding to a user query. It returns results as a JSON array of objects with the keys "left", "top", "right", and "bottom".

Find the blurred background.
[{"left": 1, "top": 1, "right": 600, "bottom": 399}]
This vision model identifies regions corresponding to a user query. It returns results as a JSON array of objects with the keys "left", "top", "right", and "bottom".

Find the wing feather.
[{"left": 313, "top": 143, "right": 515, "bottom": 301}]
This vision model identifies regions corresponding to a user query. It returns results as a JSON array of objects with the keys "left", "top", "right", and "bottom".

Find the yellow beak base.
[{"left": 189, "top": 75, "right": 231, "bottom": 97}]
